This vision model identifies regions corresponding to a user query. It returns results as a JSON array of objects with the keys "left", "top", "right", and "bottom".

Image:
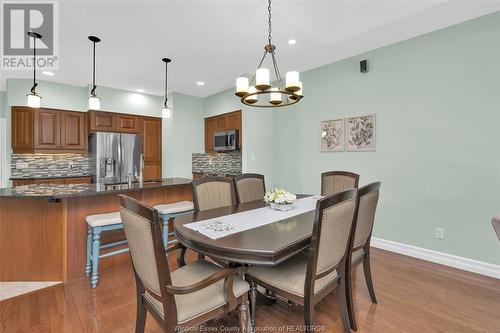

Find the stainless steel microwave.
[{"left": 214, "top": 130, "right": 239, "bottom": 151}]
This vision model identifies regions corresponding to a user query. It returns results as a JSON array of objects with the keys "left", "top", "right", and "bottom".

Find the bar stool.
[
  {"left": 85, "top": 212, "right": 128, "bottom": 288},
  {"left": 153, "top": 201, "right": 194, "bottom": 247}
]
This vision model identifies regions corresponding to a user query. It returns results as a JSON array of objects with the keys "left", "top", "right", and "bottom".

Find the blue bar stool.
[
  {"left": 153, "top": 201, "right": 194, "bottom": 247},
  {"left": 85, "top": 212, "right": 127, "bottom": 288}
]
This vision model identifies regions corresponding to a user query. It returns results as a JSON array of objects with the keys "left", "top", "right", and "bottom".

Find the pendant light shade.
[
  {"left": 26, "top": 31, "right": 42, "bottom": 108},
  {"left": 161, "top": 58, "right": 172, "bottom": 118},
  {"left": 234, "top": 0, "right": 303, "bottom": 108},
  {"left": 88, "top": 36, "right": 101, "bottom": 110}
]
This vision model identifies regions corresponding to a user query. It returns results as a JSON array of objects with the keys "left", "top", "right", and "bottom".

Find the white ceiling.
[{"left": 1, "top": 0, "right": 500, "bottom": 97}]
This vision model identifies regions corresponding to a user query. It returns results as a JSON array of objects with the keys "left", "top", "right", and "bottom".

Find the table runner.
[{"left": 185, "top": 196, "right": 321, "bottom": 239}]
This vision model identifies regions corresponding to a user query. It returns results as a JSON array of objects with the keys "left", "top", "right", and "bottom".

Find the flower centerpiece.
[{"left": 264, "top": 188, "right": 297, "bottom": 211}]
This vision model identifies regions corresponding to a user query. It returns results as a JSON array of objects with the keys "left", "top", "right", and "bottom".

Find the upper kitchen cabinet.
[
  {"left": 88, "top": 111, "right": 116, "bottom": 132},
  {"left": 12, "top": 107, "right": 87, "bottom": 153},
  {"left": 12, "top": 107, "right": 34, "bottom": 153},
  {"left": 88, "top": 111, "right": 139, "bottom": 133},
  {"left": 140, "top": 116, "right": 162, "bottom": 180},
  {"left": 34, "top": 109, "right": 61, "bottom": 149},
  {"left": 61, "top": 111, "right": 86, "bottom": 150},
  {"left": 204, "top": 110, "right": 242, "bottom": 152}
]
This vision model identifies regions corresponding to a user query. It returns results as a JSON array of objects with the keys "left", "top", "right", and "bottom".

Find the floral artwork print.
[
  {"left": 320, "top": 119, "right": 344, "bottom": 152},
  {"left": 346, "top": 115, "right": 376, "bottom": 151}
]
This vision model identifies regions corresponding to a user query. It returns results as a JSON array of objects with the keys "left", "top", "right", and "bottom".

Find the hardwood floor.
[{"left": 0, "top": 248, "right": 499, "bottom": 333}]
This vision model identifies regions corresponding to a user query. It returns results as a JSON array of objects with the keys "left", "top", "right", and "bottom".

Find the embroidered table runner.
[{"left": 185, "top": 196, "right": 321, "bottom": 239}]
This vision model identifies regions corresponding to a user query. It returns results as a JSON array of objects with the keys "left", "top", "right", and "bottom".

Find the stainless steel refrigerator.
[{"left": 89, "top": 132, "right": 141, "bottom": 184}]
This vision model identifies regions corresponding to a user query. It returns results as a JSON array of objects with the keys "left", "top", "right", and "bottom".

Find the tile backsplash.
[
  {"left": 192, "top": 151, "right": 242, "bottom": 176},
  {"left": 11, "top": 154, "right": 90, "bottom": 179}
]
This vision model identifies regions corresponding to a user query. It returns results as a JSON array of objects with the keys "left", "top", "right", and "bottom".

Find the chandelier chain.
[{"left": 268, "top": 0, "right": 272, "bottom": 44}]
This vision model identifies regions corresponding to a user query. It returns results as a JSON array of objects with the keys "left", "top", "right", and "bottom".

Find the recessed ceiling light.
[
  {"left": 196, "top": 81, "right": 205, "bottom": 86},
  {"left": 136, "top": 88, "right": 145, "bottom": 93},
  {"left": 288, "top": 39, "right": 297, "bottom": 45},
  {"left": 42, "top": 71, "right": 55, "bottom": 76}
]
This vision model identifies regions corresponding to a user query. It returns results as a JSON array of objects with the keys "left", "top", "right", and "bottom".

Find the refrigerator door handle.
[{"left": 117, "top": 136, "right": 122, "bottom": 181}]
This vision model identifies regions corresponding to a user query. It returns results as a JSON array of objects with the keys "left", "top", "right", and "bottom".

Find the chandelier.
[{"left": 235, "top": 0, "right": 303, "bottom": 108}]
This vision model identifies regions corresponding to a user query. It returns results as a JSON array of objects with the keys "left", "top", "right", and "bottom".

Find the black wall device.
[{"left": 360, "top": 59, "right": 368, "bottom": 73}]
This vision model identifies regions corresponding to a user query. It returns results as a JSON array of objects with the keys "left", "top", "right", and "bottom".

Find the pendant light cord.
[
  {"left": 268, "top": 0, "right": 272, "bottom": 45},
  {"left": 31, "top": 35, "right": 37, "bottom": 94},
  {"left": 91, "top": 40, "right": 96, "bottom": 96}
]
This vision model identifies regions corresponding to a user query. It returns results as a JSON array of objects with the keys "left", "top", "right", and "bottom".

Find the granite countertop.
[
  {"left": 0, "top": 178, "right": 192, "bottom": 200},
  {"left": 10, "top": 174, "right": 90, "bottom": 180}
]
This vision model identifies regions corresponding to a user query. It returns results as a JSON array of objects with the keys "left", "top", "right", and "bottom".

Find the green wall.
[{"left": 203, "top": 12, "right": 500, "bottom": 265}]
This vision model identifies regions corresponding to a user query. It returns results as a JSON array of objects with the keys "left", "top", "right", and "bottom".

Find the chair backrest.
[
  {"left": 353, "top": 182, "right": 381, "bottom": 250},
  {"left": 192, "top": 176, "right": 237, "bottom": 212},
  {"left": 118, "top": 194, "right": 175, "bottom": 321},
  {"left": 306, "top": 189, "right": 358, "bottom": 291},
  {"left": 321, "top": 171, "right": 359, "bottom": 196},
  {"left": 234, "top": 173, "right": 266, "bottom": 204}
]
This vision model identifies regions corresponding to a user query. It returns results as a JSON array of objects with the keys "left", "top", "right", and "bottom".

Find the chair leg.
[
  {"left": 346, "top": 269, "right": 357, "bottom": 331},
  {"left": 162, "top": 214, "right": 170, "bottom": 248},
  {"left": 336, "top": 276, "right": 352, "bottom": 333},
  {"left": 85, "top": 226, "right": 92, "bottom": 277},
  {"left": 135, "top": 298, "right": 147, "bottom": 333},
  {"left": 363, "top": 255, "right": 377, "bottom": 304},
  {"left": 238, "top": 301, "right": 250, "bottom": 333},
  {"left": 304, "top": 298, "right": 314, "bottom": 333},
  {"left": 248, "top": 279, "right": 257, "bottom": 326},
  {"left": 197, "top": 253, "right": 205, "bottom": 260},
  {"left": 90, "top": 226, "right": 101, "bottom": 288}
]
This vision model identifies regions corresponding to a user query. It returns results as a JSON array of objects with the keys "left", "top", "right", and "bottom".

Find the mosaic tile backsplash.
[
  {"left": 11, "top": 154, "right": 90, "bottom": 179},
  {"left": 192, "top": 151, "right": 242, "bottom": 176}
]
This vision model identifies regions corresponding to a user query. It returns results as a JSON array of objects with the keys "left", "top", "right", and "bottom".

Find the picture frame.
[
  {"left": 346, "top": 114, "right": 376, "bottom": 151},
  {"left": 320, "top": 118, "right": 345, "bottom": 152}
]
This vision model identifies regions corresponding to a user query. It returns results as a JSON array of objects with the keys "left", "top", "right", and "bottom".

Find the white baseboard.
[{"left": 370, "top": 237, "right": 500, "bottom": 279}]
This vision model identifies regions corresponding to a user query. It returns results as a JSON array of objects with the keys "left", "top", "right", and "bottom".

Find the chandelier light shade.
[
  {"left": 161, "top": 58, "right": 172, "bottom": 119},
  {"left": 235, "top": 0, "right": 303, "bottom": 108},
  {"left": 26, "top": 31, "right": 42, "bottom": 108},
  {"left": 88, "top": 36, "right": 101, "bottom": 110}
]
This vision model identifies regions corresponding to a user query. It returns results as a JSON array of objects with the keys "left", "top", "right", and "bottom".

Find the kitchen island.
[{"left": 0, "top": 178, "right": 192, "bottom": 282}]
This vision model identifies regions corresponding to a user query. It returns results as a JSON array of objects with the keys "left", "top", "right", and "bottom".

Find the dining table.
[{"left": 173, "top": 195, "right": 317, "bottom": 266}]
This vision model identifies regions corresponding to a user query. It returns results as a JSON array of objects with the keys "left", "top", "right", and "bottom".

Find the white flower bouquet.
[{"left": 264, "top": 188, "right": 297, "bottom": 211}]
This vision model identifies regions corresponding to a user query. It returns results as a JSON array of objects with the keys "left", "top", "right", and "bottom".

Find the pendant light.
[
  {"left": 26, "top": 31, "right": 42, "bottom": 108},
  {"left": 161, "top": 58, "right": 172, "bottom": 119},
  {"left": 88, "top": 36, "right": 101, "bottom": 110},
  {"left": 235, "top": 0, "right": 303, "bottom": 108}
]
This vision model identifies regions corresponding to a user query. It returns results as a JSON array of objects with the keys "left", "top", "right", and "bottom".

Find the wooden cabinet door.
[
  {"left": 61, "top": 111, "right": 86, "bottom": 151},
  {"left": 12, "top": 107, "right": 34, "bottom": 153},
  {"left": 216, "top": 115, "right": 227, "bottom": 132},
  {"left": 140, "top": 117, "right": 162, "bottom": 180},
  {"left": 34, "top": 109, "right": 60, "bottom": 149},
  {"left": 89, "top": 111, "right": 116, "bottom": 132},
  {"left": 226, "top": 111, "right": 240, "bottom": 130},
  {"left": 205, "top": 117, "right": 217, "bottom": 152},
  {"left": 117, "top": 114, "right": 139, "bottom": 133}
]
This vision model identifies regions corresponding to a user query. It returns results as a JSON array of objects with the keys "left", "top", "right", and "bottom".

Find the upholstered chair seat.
[
  {"left": 144, "top": 260, "right": 249, "bottom": 324},
  {"left": 247, "top": 253, "right": 338, "bottom": 298}
]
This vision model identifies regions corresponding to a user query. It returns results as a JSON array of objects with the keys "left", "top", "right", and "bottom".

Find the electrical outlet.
[
  {"left": 251, "top": 154, "right": 256, "bottom": 162},
  {"left": 435, "top": 227, "right": 444, "bottom": 240},
  {"left": 68, "top": 162, "right": 74, "bottom": 169},
  {"left": 15, "top": 161, "right": 29, "bottom": 170}
]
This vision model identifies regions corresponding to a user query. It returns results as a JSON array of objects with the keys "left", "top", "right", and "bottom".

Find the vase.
[{"left": 270, "top": 202, "right": 294, "bottom": 211}]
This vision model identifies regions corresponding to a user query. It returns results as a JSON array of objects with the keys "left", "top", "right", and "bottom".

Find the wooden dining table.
[{"left": 174, "top": 195, "right": 315, "bottom": 266}]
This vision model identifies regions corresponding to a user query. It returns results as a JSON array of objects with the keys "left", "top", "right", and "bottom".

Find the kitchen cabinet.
[
  {"left": 88, "top": 111, "right": 116, "bottom": 132},
  {"left": 116, "top": 114, "right": 140, "bottom": 133},
  {"left": 140, "top": 116, "right": 162, "bottom": 180},
  {"left": 12, "top": 107, "right": 33, "bottom": 153},
  {"left": 12, "top": 176, "right": 91, "bottom": 187},
  {"left": 204, "top": 110, "right": 242, "bottom": 153},
  {"left": 12, "top": 107, "right": 87, "bottom": 153},
  {"left": 61, "top": 111, "right": 86, "bottom": 150}
]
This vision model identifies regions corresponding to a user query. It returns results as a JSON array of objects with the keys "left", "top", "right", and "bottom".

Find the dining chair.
[
  {"left": 321, "top": 171, "right": 360, "bottom": 196},
  {"left": 492, "top": 214, "right": 500, "bottom": 240},
  {"left": 234, "top": 173, "right": 266, "bottom": 203},
  {"left": 192, "top": 176, "right": 237, "bottom": 212},
  {"left": 345, "top": 182, "right": 381, "bottom": 331},
  {"left": 118, "top": 194, "right": 251, "bottom": 333},
  {"left": 246, "top": 189, "right": 359, "bottom": 333}
]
